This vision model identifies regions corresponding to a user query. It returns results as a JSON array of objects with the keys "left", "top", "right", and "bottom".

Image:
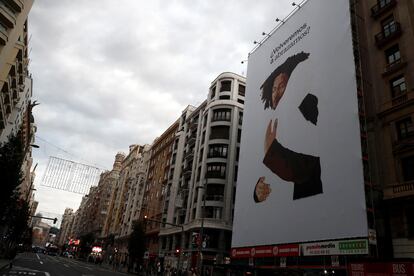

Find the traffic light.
[
  {"left": 175, "top": 248, "right": 180, "bottom": 256},
  {"left": 53, "top": 218, "right": 57, "bottom": 224}
]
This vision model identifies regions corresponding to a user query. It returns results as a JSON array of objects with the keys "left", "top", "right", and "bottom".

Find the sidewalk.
[{"left": 0, "top": 258, "right": 11, "bottom": 270}]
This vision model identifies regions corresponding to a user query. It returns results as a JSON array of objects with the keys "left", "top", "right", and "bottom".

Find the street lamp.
[{"left": 196, "top": 180, "right": 207, "bottom": 274}]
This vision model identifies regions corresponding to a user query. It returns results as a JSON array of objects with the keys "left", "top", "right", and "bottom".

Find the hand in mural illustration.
[{"left": 264, "top": 119, "right": 278, "bottom": 154}]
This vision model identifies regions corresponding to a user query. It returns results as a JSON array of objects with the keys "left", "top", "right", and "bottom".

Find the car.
[{"left": 63, "top": 252, "right": 74, "bottom": 258}]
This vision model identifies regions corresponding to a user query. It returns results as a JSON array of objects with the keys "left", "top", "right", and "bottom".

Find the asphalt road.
[{"left": 1, "top": 253, "right": 128, "bottom": 276}]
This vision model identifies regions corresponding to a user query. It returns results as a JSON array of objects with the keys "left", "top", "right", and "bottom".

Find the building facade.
[
  {"left": 57, "top": 208, "right": 74, "bottom": 246},
  {"left": 159, "top": 72, "right": 246, "bottom": 269},
  {"left": 355, "top": 0, "right": 414, "bottom": 258},
  {"left": 142, "top": 120, "right": 179, "bottom": 259}
]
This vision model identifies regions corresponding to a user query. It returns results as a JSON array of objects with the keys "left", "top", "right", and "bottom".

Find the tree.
[
  {"left": 79, "top": 232, "right": 95, "bottom": 258},
  {"left": 0, "top": 132, "right": 24, "bottom": 222},
  {"left": 128, "top": 221, "right": 146, "bottom": 269},
  {"left": 49, "top": 227, "right": 59, "bottom": 235}
]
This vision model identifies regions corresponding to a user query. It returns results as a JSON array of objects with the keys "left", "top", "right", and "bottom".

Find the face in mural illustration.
[{"left": 271, "top": 73, "right": 289, "bottom": 109}]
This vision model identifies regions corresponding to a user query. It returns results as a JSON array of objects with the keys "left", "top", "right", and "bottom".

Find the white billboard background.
[{"left": 232, "top": 0, "right": 368, "bottom": 248}]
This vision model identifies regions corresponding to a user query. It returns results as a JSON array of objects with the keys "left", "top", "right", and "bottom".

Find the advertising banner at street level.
[
  {"left": 231, "top": 244, "right": 299, "bottom": 259},
  {"left": 232, "top": 0, "right": 368, "bottom": 248},
  {"left": 301, "top": 239, "right": 368, "bottom": 256}
]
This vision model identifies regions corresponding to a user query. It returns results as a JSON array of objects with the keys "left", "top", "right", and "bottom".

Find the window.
[
  {"left": 210, "top": 86, "right": 216, "bottom": 99},
  {"left": 238, "top": 84, "right": 246, "bottom": 96},
  {"left": 390, "top": 75, "right": 407, "bottom": 97},
  {"left": 208, "top": 144, "right": 228, "bottom": 158},
  {"left": 219, "top": 95, "right": 230, "bottom": 100},
  {"left": 237, "top": 129, "right": 242, "bottom": 143},
  {"left": 199, "top": 149, "right": 203, "bottom": 163},
  {"left": 212, "top": 109, "right": 231, "bottom": 122},
  {"left": 378, "top": 0, "right": 391, "bottom": 9},
  {"left": 220, "top": 80, "right": 232, "bottom": 92},
  {"left": 407, "top": 208, "right": 414, "bottom": 238},
  {"left": 234, "top": 165, "right": 238, "bottom": 181},
  {"left": 396, "top": 117, "right": 414, "bottom": 140},
  {"left": 203, "top": 114, "right": 207, "bottom": 127},
  {"left": 239, "top": 112, "right": 243, "bottom": 125},
  {"left": 206, "top": 163, "right": 226, "bottom": 179},
  {"left": 381, "top": 16, "right": 397, "bottom": 38},
  {"left": 201, "top": 131, "right": 205, "bottom": 144},
  {"left": 206, "top": 184, "right": 224, "bottom": 199},
  {"left": 385, "top": 44, "right": 401, "bottom": 65},
  {"left": 196, "top": 167, "right": 201, "bottom": 182},
  {"left": 210, "top": 126, "right": 230, "bottom": 140},
  {"left": 401, "top": 156, "right": 414, "bottom": 182}
]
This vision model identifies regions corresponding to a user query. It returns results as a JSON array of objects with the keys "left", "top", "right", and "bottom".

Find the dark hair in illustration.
[{"left": 261, "top": 52, "right": 310, "bottom": 109}]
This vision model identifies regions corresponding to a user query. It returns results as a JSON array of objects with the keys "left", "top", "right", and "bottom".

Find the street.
[{"left": 1, "top": 253, "right": 128, "bottom": 276}]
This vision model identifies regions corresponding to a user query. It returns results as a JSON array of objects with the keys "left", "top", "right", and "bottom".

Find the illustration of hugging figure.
[{"left": 254, "top": 51, "right": 323, "bottom": 203}]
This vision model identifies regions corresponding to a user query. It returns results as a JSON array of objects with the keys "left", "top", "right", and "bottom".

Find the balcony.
[
  {"left": 379, "top": 90, "right": 414, "bottom": 117},
  {"left": 375, "top": 22, "right": 402, "bottom": 48},
  {"left": 3, "top": 0, "right": 23, "bottom": 13},
  {"left": 371, "top": 0, "right": 396, "bottom": 19},
  {"left": 0, "top": 2, "right": 16, "bottom": 29},
  {"left": 0, "top": 23, "right": 7, "bottom": 45},
  {"left": 205, "top": 194, "right": 224, "bottom": 202},
  {"left": 382, "top": 57, "right": 407, "bottom": 77},
  {"left": 383, "top": 181, "right": 414, "bottom": 199}
]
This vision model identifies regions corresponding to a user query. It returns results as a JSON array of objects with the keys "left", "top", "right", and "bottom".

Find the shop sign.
[{"left": 301, "top": 239, "right": 368, "bottom": 256}]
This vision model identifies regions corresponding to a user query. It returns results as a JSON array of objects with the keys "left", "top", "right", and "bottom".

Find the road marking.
[
  {"left": 44, "top": 273, "right": 50, "bottom": 276},
  {"left": 36, "top": 254, "right": 40, "bottom": 260},
  {"left": 63, "top": 264, "right": 69, "bottom": 268},
  {"left": 39, "top": 261, "right": 43, "bottom": 265}
]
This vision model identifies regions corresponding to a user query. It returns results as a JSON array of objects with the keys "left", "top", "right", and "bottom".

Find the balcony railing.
[
  {"left": 379, "top": 90, "right": 414, "bottom": 114},
  {"left": 371, "top": 0, "right": 396, "bottom": 19},
  {"left": 0, "top": 2, "right": 16, "bottom": 28},
  {"left": 383, "top": 181, "right": 414, "bottom": 199},
  {"left": 205, "top": 195, "right": 224, "bottom": 202},
  {"left": 375, "top": 22, "right": 401, "bottom": 47},
  {"left": 383, "top": 57, "right": 406, "bottom": 76}
]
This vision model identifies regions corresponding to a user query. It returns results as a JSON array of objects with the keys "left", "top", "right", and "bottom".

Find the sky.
[{"left": 29, "top": 0, "right": 296, "bottom": 221}]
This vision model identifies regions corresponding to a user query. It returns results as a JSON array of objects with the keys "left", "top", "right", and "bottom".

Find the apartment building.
[
  {"left": 100, "top": 152, "right": 125, "bottom": 237},
  {"left": 57, "top": 208, "right": 74, "bottom": 246},
  {"left": 354, "top": 0, "right": 414, "bottom": 258},
  {"left": 141, "top": 120, "right": 179, "bottom": 259},
  {"left": 0, "top": 0, "right": 36, "bottom": 204},
  {"left": 103, "top": 145, "right": 151, "bottom": 258},
  {"left": 118, "top": 145, "right": 151, "bottom": 240},
  {"left": 159, "top": 72, "right": 246, "bottom": 269},
  {"left": 0, "top": 0, "right": 34, "bottom": 143}
]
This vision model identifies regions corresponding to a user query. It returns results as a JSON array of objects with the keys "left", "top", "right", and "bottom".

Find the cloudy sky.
[{"left": 30, "top": 0, "right": 296, "bottom": 219}]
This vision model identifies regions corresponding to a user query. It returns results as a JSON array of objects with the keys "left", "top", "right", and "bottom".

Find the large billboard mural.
[{"left": 232, "top": 0, "right": 368, "bottom": 248}]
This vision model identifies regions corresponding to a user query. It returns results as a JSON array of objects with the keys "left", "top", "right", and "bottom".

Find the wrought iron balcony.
[
  {"left": 379, "top": 90, "right": 414, "bottom": 116},
  {"left": 3, "top": 0, "right": 23, "bottom": 13},
  {"left": 0, "top": 2, "right": 16, "bottom": 28},
  {"left": 382, "top": 57, "right": 407, "bottom": 76},
  {"left": 371, "top": 0, "right": 396, "bottom": 19},
  {"left": 375, "top": 22, "right": 401, "bottom": 47}
]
